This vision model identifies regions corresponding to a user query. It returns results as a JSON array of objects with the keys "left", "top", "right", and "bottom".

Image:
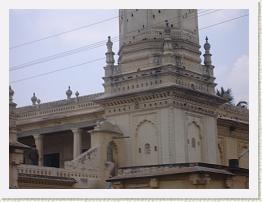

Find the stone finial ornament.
[
  {"left": 9, "top": 85, "right": 14, "bottom": 103},
  {"left": 75, "top": 91, "right": 79, "bottom": 97},
  {"left": 204, "top": 36, "right": 211, "bottom": 51},
  {"left": 31, "top": 93, "right": 37, "bottom": 105},
  {"left": 66, "top": 86, "right": 72, "bottom": 99},
  {"left": 37, "top": 99, "right": 41, "bottom": 104},
  {"left": 203, "top": 36, "right": 212, "bottom": 66},
  {"left": 106, "top": 36, "right": 113, "bottom": 52},
  {"left": 75, "top": 91, "right": 79, "bottom": 102},
  {"left": 105, "top": 36, "right": 115, "bottom": 66}
]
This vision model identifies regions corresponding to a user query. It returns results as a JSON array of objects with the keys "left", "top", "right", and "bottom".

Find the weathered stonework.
[{"left": 10, "top": 9, "right": 248, "bottom": 189}]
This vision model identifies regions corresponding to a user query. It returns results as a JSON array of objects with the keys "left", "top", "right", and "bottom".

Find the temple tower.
[
  {"left": 97, "top": 9, "right": 226, "bottom": 167},
  {"left": 118, "top": 9, "right": 201, "bottom": 75}
]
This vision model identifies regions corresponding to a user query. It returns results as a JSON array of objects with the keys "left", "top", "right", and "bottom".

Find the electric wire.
[
  {"left": 10, "top": 16, "right": 118, "bottom": 50},
  {"left": 11, "top": 57, "right": 106, "bottom": 83},
  {"left": 10, "top": 9, "right": 210, "bottom": 50},
  {"left": 10, "top": 10, "right": 219, "bottom": 71},
  {"left": 199, "top": 14, "right": 248, "bottom": 30},
  {"left": 10, "top": 13, "right": 249, "bottom": 84}
]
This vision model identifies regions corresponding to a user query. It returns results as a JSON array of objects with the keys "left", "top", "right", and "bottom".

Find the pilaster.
[{"left": 33, "top": 134, "right": 43, "bottom": 166}]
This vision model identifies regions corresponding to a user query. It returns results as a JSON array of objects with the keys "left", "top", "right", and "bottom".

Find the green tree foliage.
[{"left": 216, "top": 87, "right": 234, "bottom": 104}]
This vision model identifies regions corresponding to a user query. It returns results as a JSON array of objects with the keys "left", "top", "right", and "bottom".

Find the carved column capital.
[
  {"left": 33, "top": 134, "right": 43, "bottom": 140},
  {"left": 71, "top": 128, "right": 83, "bottom": 134}
]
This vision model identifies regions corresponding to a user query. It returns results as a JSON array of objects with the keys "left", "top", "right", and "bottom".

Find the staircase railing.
[{"left": 64, "top": 147, "right": 100, "bottom": 173}]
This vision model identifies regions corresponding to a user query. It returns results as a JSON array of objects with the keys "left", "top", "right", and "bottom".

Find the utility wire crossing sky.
[{"left": 9, "top": 9, "right": 249, "bottom": 107}]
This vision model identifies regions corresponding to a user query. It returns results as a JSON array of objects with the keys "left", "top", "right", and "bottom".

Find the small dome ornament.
[
  {"left": 75, "top": 91, "right": 79, "bottom": 102},
  {"left": 105, "top": 36, "right": 115, "bottom": 66},
  {"left": 37, "top": 99, "right": 41, "bottom": 104},
  {"left": 106, "top": 36, "right": 113, "bottom": 51},
  {"left": 66, "top": 86, "right": 72, "bottom": 99},
  {"left": 204, "top": 36, "right": 211, "bottom": 51},
  {"left": 203, "top": 36, "right": 212, "bottom": 66},
  {"left": 9, "top": 85, "right": 14, "bottom": 103},
  {"left": 75, "top": 91, "right": 79, "bottom": 97},
  {"left": 31, "top": 93, "right": 37, "bottom": 105}
]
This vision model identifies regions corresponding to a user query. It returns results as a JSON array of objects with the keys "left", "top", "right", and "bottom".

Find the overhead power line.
[
  {"left": 10, "top": 16, "right": 118, "bottom": 50},
  {"left": 10, "top": 13, "right": 248, "bottom": 84},
  {"left": 199, "top": 14, "right": 249, "bottom": 30},
  {"left": 10, "top": 10, "right": 219, "bottom": 71},
  {"left": 10, "top": 37, "right": 118, "bottom": 71},
  {"left": 10, "top": 10, "right": 210, "bottom": 50},
  {"left": 10, "top": 57, "right": 105, "bottom": 83}
]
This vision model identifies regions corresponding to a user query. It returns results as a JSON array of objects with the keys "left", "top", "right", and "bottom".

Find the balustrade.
[
  {"left": 17, "top": 164, "right": 98, "bottom": 179},
  {"left": 16, "top": 93, "right": 103, "bottom": 120}
]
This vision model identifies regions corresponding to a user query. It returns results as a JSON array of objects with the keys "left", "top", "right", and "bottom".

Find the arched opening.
[
  {"left": 107, "top": 141, "right": 117, "bottom": 163},
  {"left": 136, "top": 120, "right": 158, "bottom": 166},
  {"left": 187, "top": 121, "right": 202, "bottom": 162}
]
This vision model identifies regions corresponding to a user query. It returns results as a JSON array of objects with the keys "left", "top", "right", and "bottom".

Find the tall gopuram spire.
[{"left": 96, "top": 10, "right": 227, "bottom": 168}]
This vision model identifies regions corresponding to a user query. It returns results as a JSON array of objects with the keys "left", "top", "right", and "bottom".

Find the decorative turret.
[
  {"left": 66, "top": 86, "right": 72, "bottom": 99},
  {"left": 105, "top": 36, "right": 115, "bottom": 66},
  {"left": 104, "top": 36, "right": 116, "bottom": 77},
  {"left": 9, "top": 86, "right": 15, "bottom": 104},
  {"left": 31, "top": 93, "right": 37, "bottom": 105},
  {"left": 162, "top": 23, "right": 174, "bottom": 65},
  {"left": 203, "top": 36, "right": 212, "bottom": 66},
  {"left": 9, "top": 86, "right": 17, "bottom": 139},
  {"left": 9, "top": 87, "right": 29, "bottom": 189},
  {"left": 203, "top": 36, "right": 214, "bottom": 77}
]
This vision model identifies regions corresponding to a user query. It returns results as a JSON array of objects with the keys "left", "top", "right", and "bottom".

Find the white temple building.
[{"left": 10, "top": 9, "right": 248, "bottom": 189}]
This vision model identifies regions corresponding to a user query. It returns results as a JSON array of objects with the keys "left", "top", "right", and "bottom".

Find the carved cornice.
[
  {"left": 106, "top": 65, "right": 215, "bottom": 85},
  {"left": 96, "top": 85, "right": 226, "bottom": 117},
  {"left": 217, "top": 104, "right": 249, "bottom": 123},
  {"left": 120, "top": 28, "right": 199, "bottom": 51}
]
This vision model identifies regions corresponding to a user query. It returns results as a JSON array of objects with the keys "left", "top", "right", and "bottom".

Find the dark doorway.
[{"left": 43, "top": 153, "right": 60, "bottom": 168}]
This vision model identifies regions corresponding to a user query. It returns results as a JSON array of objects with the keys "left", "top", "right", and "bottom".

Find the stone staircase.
[{"left": 17, "top": 147, "right": 102, "bottom": 188}]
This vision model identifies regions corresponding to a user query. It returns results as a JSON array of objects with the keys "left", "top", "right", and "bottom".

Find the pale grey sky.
[{"left": 9, "top": 9, "right": 249, "bottom": 107}]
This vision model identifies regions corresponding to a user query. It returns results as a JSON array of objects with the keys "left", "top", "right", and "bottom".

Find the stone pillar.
[
  {"left": 33, "top": 134, "right": 43, "bottom": 166},
  {"left": 72, "top": 128, "right": 82, "bottom": 159}
]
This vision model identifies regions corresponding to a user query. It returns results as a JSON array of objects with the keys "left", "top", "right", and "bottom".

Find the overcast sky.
[{"left": 9, "top": 9, "right": 249, "bottom": 107}]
